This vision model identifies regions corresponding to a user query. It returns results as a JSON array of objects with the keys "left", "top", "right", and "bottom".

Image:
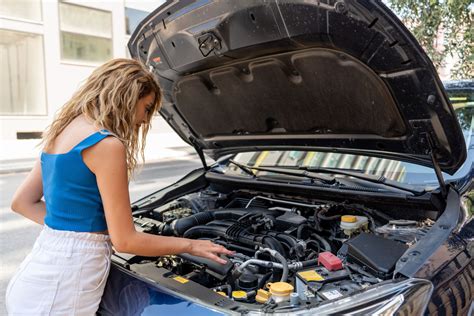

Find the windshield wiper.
[
  {"left": 298, "top": 166, "right": 425, "bottom": 196},
  {"left": 228, "top": 160, "right": 336, "bottom": 184},
  {"left": 228, "top": 160, "right": 256, "bottom": 177},
  {"left": 229, "top": 161, "right": 424, "bottom": 195}
]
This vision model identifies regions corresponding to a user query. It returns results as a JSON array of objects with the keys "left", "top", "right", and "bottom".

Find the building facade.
[{"left": 0, "top": 0, "right": 163, "bottom": 141}]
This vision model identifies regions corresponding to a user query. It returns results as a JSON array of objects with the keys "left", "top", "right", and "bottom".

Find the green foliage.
[{"left": 387, "top": 0, "right": 473, "bottom": 79}]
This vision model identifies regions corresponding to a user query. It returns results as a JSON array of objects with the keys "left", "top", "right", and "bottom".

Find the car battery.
[
  {"left": 316, "top": 280, "right": 361, "bottom": 301},
  {"left": 295, "top": 266, "right": 349, "bottom": 300}
]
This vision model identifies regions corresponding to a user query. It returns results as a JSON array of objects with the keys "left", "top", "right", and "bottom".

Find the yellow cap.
[
  {"left": 266, "top": 282, "right": 294, "bottom": 297},
  {"left": 232, "top": 290, "right": 247, "bottom": 300},
  {"left": 341, "top": 215, "right": 357, "bottom": 223},
  {"left": 255, "top": 289, "right": 271, "bottom": 304},
  {"left": 298, "top": 270, "right": 324, "bottom": 282},
  {"left": 216, "top": 291, "right": 227, "bottom": 297}
]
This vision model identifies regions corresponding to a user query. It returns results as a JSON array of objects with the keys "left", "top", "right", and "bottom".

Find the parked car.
[{"left": 98, "top": 1, "right": 473, "bottom": 315}]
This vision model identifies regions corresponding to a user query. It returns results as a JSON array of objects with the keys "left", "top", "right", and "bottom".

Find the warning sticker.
[
  {"left": 320, "top": 289, "right": 343, "bottom": 300},
  {"left": 173, "top": 276, "right": 189, "bottom": 284}
]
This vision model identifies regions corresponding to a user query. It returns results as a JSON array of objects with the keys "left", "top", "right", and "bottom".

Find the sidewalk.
[{"left": 0, "top": 131, "right": 198, "bottom": 174}]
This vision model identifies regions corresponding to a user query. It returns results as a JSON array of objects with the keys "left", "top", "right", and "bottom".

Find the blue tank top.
[{"left": 41, "top": 129, "right": 113, "bottom": 232}]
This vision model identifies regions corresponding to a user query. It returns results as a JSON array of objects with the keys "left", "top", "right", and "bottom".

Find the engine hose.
[
  {"left": 237, "top": 257, "right": 316, "bottom": 282},
  {"left": 305, "top": 240, "right": 321, "bottom": 253},
  {"left": 238, "top": 259, "right": 317, "bottom": 272},
  {"left": 297, "top": 224, "right": 314, "bottom": 239},
  {"left": 269, "top": 233, "right": 298, "bottom": 249},
  {"left": 259, "top": 236, "right": 286, "bottom": 256},
  {"left": 300, "top": 259, "right": 318, "bottom": 268},
  {"left": 183, "top": 225, "right": 228, "bottom": 239},
  {"left": 271, "top": 233, "right": 305, "bottom": 258},
  {"left": 311, "top": 233, "right": 331, "bottom": 252},
  {"left": 258, "top": 271, "right": 273, "bottom": 290},
  {"left": 274, "top": 252, "right": 288, "bottom": 282},
  {"left": 317, "top": 213, "right": 341, "bottom": 221},
  {"left": 258, "top": 248, "right": 289, "bottom": 282},
  {"left": 211, "top": 284, "right": 232, "bottom": 296},
  {"left": 214, "top": 240, "right": 256, "bottom": 255},
  {"left": 307, "top": 251, "right": 318, "bottom": 260}
]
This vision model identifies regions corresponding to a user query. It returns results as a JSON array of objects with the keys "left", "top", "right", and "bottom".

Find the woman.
[{"left": 6, "top": 58, "right": 233, "bottom": 315}]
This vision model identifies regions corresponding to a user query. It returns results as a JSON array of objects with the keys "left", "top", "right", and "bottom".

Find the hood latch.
[{"left": 198, "top": 32, "right": 221, "bottom": 57}]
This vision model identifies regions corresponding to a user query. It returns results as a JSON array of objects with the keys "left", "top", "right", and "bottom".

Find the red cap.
[{"left": 318, "top": 252, "right": 343, "bottom": 271}]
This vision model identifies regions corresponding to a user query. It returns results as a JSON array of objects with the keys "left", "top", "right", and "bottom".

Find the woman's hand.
[{"left": 188, "top": 240, "right": 235, "bottom": 265}]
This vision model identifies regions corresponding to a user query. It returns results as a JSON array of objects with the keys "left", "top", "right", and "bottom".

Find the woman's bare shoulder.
[
  {"left": 82, "top": 136, "right": 127, "bottom": 174},
  {"left": 49, "top": 115, "right": 101, "bottom": 153},
  {"left": 95, "top": 136, "right": 125, "bottom": 154}
]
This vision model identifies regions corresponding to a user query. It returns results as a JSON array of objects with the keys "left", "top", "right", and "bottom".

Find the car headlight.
[{"left": 248, "top": 278, "right": 433, "bottom": 316}]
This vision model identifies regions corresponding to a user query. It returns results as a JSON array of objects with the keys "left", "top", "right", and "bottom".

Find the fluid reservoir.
[
  {"left": 340, "top": 215, "right": 368, "bottom": 236},
  {"left": 237, "top": 273, "right": 258, "bottom": 292},
  {"left": 266, "top": 282, "right": 294, "bottom": 303}
]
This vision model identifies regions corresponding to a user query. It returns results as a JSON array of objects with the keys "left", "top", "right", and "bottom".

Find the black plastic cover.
[
  {"left": 179, "top": 253, "right": 233, "bottom": 278},
  {"left": 129, "top": 0, "right": 466, "bottom": 174},
  {"left": 275, "top": 212, "right": 307, "bottom": 230},
  {"left": 346, "top": 233, "right": 408, "bottom": 279}
]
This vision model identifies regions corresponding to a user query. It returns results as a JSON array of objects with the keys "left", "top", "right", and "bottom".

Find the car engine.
[{"left": 127, "top": 188, "right": 433, "bottom": 308}]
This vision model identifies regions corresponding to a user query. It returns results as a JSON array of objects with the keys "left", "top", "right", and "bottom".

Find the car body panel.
[
  {"left": 98, "top": 265, "right": 226, "bottom": 315},
  {"left": 129, "top": 0, "right": 466, "bottom": 174}
]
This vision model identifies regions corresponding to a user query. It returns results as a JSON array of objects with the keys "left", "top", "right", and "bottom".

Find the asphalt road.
[{"left": 0, "top": 157, "right": 201, "bottom": 314}]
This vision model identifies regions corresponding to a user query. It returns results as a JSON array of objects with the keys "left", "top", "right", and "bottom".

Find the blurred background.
[{"left": 0, "top": 0, "right": 197, "bottom": 171}]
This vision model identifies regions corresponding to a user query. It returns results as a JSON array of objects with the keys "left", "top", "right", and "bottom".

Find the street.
[{"left": 0, "top": 157, "right": 201, "bottom": 314}]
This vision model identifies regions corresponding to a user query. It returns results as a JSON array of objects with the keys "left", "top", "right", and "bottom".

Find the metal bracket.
[{"left": 197, "top": 32, "right": 221, "bottom": 57}]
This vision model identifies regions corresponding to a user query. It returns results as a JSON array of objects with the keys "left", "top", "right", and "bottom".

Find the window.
[
  {"left": 125, "top": 7, "right": 148, "bottom": 35},
  {"left": 0, "top": 29, "right": 46, "bottom": 115},
  {"left": 59, "top": 3, "right": 112, "bottom": 63},
  {"left": 0, "top": 0, "right": 42, "bottom": 21}
]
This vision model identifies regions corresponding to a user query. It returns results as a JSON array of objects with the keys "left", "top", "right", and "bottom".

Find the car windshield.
[{"left": 223, "top": 84, "right": 473, "bottom": 190}]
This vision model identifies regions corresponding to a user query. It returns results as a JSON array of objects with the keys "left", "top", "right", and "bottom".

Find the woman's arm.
[
  {"left": 10, "top": 158, "right": 46, "bottom": 225},
  {"left": 84, "top": 137, "right": 233, "bottom": 265}
]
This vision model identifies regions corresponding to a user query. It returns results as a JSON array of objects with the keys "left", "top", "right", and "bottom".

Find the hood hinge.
[
  {"left": 189, "top": 136, "right": 209, "bottom": 170},
  {"left": 426, "top": 134, "right": 447, "bottom": 198}
]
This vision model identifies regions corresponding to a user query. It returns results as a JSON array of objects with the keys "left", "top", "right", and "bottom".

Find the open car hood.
[{"left": 128, "top": 0, "right": 466, "bottom": 174}]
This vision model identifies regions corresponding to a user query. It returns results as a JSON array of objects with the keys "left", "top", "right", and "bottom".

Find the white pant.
[{"left": 5, "top": 225, "right": 112, "bottom": 315}]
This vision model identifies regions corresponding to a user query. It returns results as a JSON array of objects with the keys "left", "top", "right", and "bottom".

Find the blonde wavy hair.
[{"left": 42, "top": 58, "right": 162, "bottom": 177}]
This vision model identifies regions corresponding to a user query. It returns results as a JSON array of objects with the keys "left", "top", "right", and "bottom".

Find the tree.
[{"left": 386, "top": 0, "right": 473, "bottom": 79}]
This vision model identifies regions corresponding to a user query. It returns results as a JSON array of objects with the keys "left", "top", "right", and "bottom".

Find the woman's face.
[{"left": 135, "top": 93, "right": 155, "bottom": 127}]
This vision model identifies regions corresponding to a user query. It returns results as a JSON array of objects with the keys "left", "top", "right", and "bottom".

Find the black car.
[{"left": 99, "top": 1, "right": 473, "bottom": 315}]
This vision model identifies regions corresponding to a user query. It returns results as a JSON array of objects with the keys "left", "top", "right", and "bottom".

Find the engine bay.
[{"left": 119, "top": 184, "right": 437, "bottom": 312}]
